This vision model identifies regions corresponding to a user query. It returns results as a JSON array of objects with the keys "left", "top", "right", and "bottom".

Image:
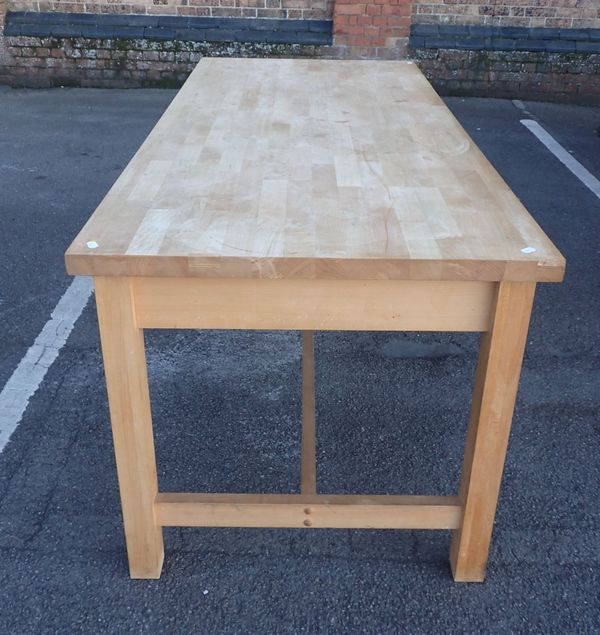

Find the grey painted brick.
[
  {"left": 3, "top": 23, "right": 22, "bottom": 36},
  {"left": 560, "top": 28, "right": 591, "bottom": 41},
  {"left": 266, "top": 30, "right": 318, "bottom": 44},
  {"left": 1, "top": 12, "right": 329, "bottom": 47},
  {"left": 439, "top": 25, "right": 469, "bottom": 37},
  {"left": 493, "top": 26, "right": 529, "bottom": 39},
  {"left": 409, "top": 36, "right": 425, "bottom": 48},
  {"left": 456, "top": 38, "right": 489, "bottom": 50},
  {"left": 469, "top": 26, "right": 493, "bottom": 38},
  {"left": 221, "top": 18, "right": 259, "bottom": 30},
  {"left": 288, "top": 30, "right": 328, "bottom": 44},
  {"left": 515, "top": 39, "right": 547, "bottom": 52},
  {"left": 157, "top": 16, "right": 191, "bottom": 28},
  {"left": 50, "top": 24, "right": 83, "bottom": 37},
  {"left": 188, "top": 17, "right": 223, "bottom": 29},
  {"left": 424, "top": 37, "right": 457, "bottom": 49},
  {"left": 126, "top": 17, "right": 160, "bottom": 28},
  {"left": 308, "top": 21, "right": 331, "bottom": 33},
  {"left": 246, "top": 20, "right": 286, "bottom": 31},
  {"left": 269, "top": 20, "right": 308, "bottom": 32},
  {"left": 206, "top": 30, "right": 238, "bottom": 42},
  {"left": 188, "top": 18, "right": 222, "bottom": 29},
  {"left": 4, "top": 11, "right": 28, "bottom": 24},
  {"left": 67, "top": 14, "right": 102, "bottom": 25},
  {"left": 267, "top": 31, "right": 300, "bottom": 44},
  {"left": 546, "top": 40, "right": 576, "bottom": 53},
  {"left": 239, "top": 31, "right": 269, "bottom": 43},
  {"left": 529, "top": 27, "right": 561, "bottom": 40},
  {"left": 411, "top": 25, "right": 600, "bottom": 55},
  {"left": 576, "top": 41, "right": 600, "bottom": 52},
  {"left": 32, "top": 12, "right": 71, "bottom": 24},
  {"left": 144, "top": 27, "right": 177, "bottom": 41},
  {"left": 92, "top": 15, "right": 135, "bottom": 26},
  {"left": 81, "top": 26, "right": 120, "bottom": 39},
  {"left": 13, "top": 23, "right": 51, "bottom": 37},
  {"left": 174, "top": 28, "right": 207, "bottom": 42},
  {"left": 411, "top": 24, "right": 439, "bottom": 37},
  {"left": 109, "top": 26, "right": 146, "bottom": 39},
  {"left": 489, "top": 38, "right": 516, "bottom": 51}
]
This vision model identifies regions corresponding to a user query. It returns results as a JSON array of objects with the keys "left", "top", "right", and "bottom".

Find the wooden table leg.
[
  {"left": 301, "top": 331, "right": 317, "bottom": 496},
  {"left": 450, "top": 281, "right": 536, "bottom": 582},
  {"left": 95, "top": 277, "right": 164, "bottom": 579}
]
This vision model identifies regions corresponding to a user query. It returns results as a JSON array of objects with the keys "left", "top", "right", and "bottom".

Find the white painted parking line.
[
  {"left": 0, "top": 276, "right": 93, "bottom": 453},
  {"left": 521, "top": 119, "right": 600, "bottom": 200}
]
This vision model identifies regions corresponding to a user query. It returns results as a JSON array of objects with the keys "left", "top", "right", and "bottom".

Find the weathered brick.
[{"left": 410, "top": 46, "right": 600, "bottom": 105}]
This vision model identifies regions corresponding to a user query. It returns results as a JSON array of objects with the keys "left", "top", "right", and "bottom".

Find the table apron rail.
[
  {"left": 118, "top": 277, "right": 497, "bottom": 332},
  {"left": 155, "top": 493, "right": 462, "bottom": 530}
]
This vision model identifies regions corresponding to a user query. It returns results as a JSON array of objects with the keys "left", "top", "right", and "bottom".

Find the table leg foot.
[{"left": 450, "top": 281, "right": 536, "bottom": 583}]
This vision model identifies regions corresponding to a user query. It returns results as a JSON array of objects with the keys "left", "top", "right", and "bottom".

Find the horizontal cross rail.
[{"left": 155, "top": 493, "right": 462, "bottom": 530}]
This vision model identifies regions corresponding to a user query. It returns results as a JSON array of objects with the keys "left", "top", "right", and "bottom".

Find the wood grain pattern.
[
  {"left": 131, "top": 277, "right": 496, "bottom": 331},
  {"left": 65, "top": 59, "right": 565, "bottom": 282},
  {"left": 301, "top": 331, "right": 317, "bottom": 495},
  {"left": 155, "top": 493, "right": 462, "bottom": 529},
  {"left": 450, "top": 281, "right": 536, "bottom": 582},
  {"left": 94, "top": 277, "right": 164, "bottom": 579}
]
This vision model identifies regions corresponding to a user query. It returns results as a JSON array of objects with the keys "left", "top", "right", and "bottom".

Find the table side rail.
[{"left": 119, "top": 277, "right": 497, "bottom": 332}]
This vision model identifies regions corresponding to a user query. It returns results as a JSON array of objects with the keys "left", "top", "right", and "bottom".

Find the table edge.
[{"left": 64, "top": 252, "right": 566, "bottom": 283}]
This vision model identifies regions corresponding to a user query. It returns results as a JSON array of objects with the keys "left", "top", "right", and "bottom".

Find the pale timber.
[
  {"left": 65, "top": 59, "right": 566, "bottom": 583},
  {"left": 66, "top": 59, "right": 565, "bottom": 283}
]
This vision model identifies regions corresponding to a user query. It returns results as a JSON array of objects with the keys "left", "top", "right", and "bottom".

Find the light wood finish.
[
  {"left": 132, "top": 277, "right": 496, "bottom": 332},
  {"left": 450, "top": 281, "right": 536, "bottom": 582},
  {"left": 301, "top": 331, "right": 317, "bottom": 495},
  {"left": 94, "top": 277, "right": 164, "bottom": 579},
  {"left": 67, "top": 60, "right": 565, "bottom": 582},
  {"left": 155, "top": 493, "right": 462, "bottom": 529},
  {"left": 65, "top": 59, "right": 565, "bottom": 283}
]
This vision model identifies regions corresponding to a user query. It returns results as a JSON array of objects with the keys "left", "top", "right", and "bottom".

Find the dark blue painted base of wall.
[
  {"left": 5, "top": 11, "right": 333, "bottom": 46},
  {"left": 410, "top": 23, "right": 600, "bottom": 54}
]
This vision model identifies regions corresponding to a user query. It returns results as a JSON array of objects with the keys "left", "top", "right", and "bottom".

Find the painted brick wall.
[
  {"left": 409, "top": 2, "right": 600, "bottom": 104},
  {"left": 413, "top": 48, "right": 600, "bottom": 105},
  {"left": 0, "top": 0, "right": 8, "bottom": 83},
  {"left": 8, "top": 0, "right": 334, "bottom": 20},
  {"left": 413, "top": 1, "right": 600, "bottom": 28}
]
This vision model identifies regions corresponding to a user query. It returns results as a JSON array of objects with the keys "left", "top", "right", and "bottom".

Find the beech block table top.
[{"left": 65, "top": 58, "right": 565, "bottom": 282}]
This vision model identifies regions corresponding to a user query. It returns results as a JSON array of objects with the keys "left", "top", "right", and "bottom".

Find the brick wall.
[
  {"left": 333, "top": 0, "right": 410, "bottom": 57},
  {"left": 2, "top": 36, "right": 336, "bottom": 87},
  {"left": 0, "top": 0, "right": 8, "bottom": 83},
  {"left": 412, "top": 1, "right": 600, "bottom": 28},
  {"left": 8, "top": 0, "right": 334, "bottom": 20},
  {"left": 412, "top": 48, "right": 600, "bottom": 105},
  {"left": 409, "top": 2, "right": 600, "bottom": 104},
  {"left": 2, "top": 0, "right": 600, "bottom": 102}
]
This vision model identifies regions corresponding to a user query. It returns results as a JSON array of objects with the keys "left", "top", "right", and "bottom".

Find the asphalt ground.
[{"left": 0, "top": 85, "right": 599, "bottom": 633}]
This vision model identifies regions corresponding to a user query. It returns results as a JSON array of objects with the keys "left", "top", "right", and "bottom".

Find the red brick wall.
[
  {"left": 412, "top": 0, "right": 600, "bottom": 28},
  {"left": 333, "top": 0, "right": 410, "bottom": 57}
]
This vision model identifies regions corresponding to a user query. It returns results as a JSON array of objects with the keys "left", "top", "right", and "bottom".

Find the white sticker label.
[
  {"left": 86, "top": 241, "right": 99, "bottom": 249},
  {"left": 521, "top": 246, "right": 536, "bottom": 254}
]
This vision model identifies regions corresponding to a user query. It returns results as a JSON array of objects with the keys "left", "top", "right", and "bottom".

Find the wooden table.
[{"left": 65, "top": 58, "right": 565, "bottom": 582}]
